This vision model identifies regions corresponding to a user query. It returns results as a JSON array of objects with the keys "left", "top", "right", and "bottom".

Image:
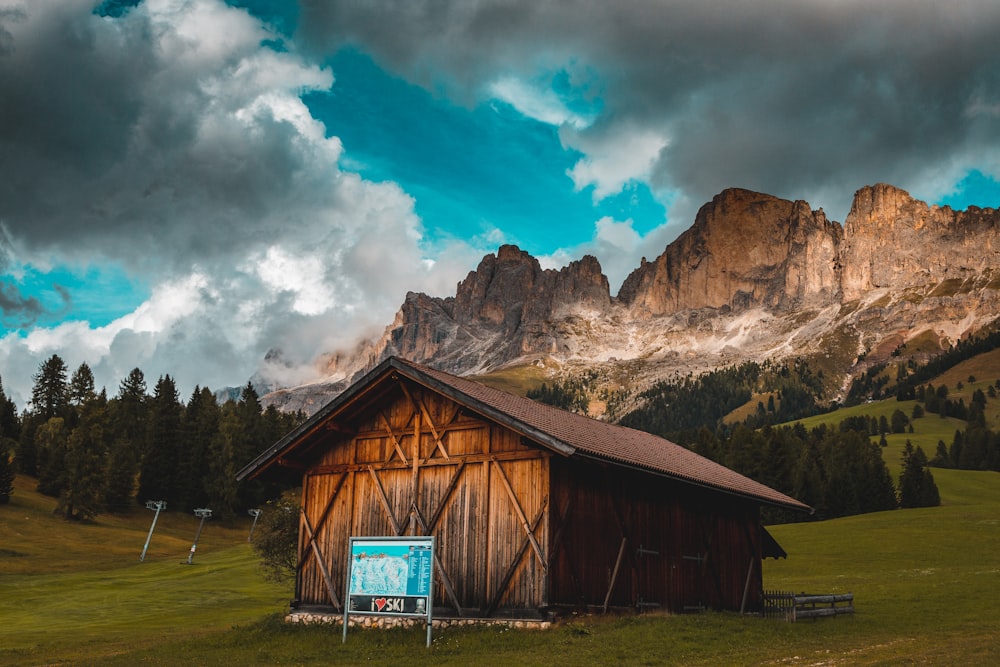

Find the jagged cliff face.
[
  {"left": 618, "top": 188, "right": 842, "bottom": 315},
  {"left": 264, "top": 184, "right": 1000, "bottom": 414},
  {"left": 371, "top": 245, "right": 611, "bottom": 376},
  {"left": 841, "top": 183, "right": 1000, "bottom": 300}
]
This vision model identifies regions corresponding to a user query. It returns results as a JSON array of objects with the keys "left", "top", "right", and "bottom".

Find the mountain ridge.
[{"left": 261, "top": 183, "right": 1000, "bottom": 415}]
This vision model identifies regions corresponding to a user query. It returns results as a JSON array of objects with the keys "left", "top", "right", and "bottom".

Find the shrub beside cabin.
[{"left": 237, "top": 357, "right": 809, "bottom": 618}]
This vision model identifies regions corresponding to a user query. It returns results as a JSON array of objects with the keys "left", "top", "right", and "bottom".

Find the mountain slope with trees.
[{"left": 3, "top": 355, "right": 303, "bottom": 520}]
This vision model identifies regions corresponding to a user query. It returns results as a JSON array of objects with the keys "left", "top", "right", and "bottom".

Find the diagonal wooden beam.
[
  {"left": 547, "top": 495, "right": 585, "bottom": 601},
  {"left": 367, "top": 466, "right": 404, "bottom": 535},
  {"left": 485, "top": 497, "right": 548, "bottom": 616},
  {"left": 411, "top": 505, "right": 464, "bottom": 616},
  {"left": 300, "top": 508, "right": 342, "bottom": 611},
  {"left": 295, "top": 472, "right": 347, "bottom": 573},
  {"left": 377, "top": 410, "right": 409, "bottom": 466},
  {"left": 547, "top": 495, "right": 574, "bottom": 571},
  {"left": 608, "top": 492, "right": 638, "bottom": 575},
  {"left": 426, "top": 461, "right": 467, "bottom": 533},
  {"left": 440, "top": 400, "right": 461, "bottom": 427},
  {"left": 492, "top": 458, "right": 546, "bottom": 570},
  {"left": 399, "top": 382, "right": 450, "bottom": 459},
  {"left": 603, "top": 537, "right": 628, "bottom": 613}
]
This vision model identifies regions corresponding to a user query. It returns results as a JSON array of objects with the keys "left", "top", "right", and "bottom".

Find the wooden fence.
[{"left": 762, "top": 590, "right": 854, "bottom": 622}]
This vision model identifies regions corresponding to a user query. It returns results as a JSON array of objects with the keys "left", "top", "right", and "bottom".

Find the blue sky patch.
[{"left": 306, "top": 48, "right": 666, "bottom": 257}]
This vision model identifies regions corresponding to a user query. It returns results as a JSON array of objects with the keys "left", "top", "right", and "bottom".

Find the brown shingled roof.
[
  {"left": 238, "top": 356, "right": 811, "bottom": 513},
  {"left": 397, "top": 358, "right": 810, "bottom": 512}
]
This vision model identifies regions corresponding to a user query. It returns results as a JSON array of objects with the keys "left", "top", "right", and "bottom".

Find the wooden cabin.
[{"left": 237, "top": 357, "right": 809, "bottom": 618}]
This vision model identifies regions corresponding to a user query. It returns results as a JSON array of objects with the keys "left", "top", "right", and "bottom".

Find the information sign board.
[{"left": 342, "top": 536, "right": 435, "bottom": 647}]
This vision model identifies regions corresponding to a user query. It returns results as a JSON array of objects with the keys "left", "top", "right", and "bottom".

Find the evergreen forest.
[
  {"left": 0, "top": 355, "right": 303, "bottom": 518},
  {"left": 8, "top": 332, "right": 1000, "bottom": 523}
]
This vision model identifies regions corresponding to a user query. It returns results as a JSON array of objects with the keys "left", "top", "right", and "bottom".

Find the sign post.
[{"left": 342, "top": 536, "right": 435, "bottom": 648}]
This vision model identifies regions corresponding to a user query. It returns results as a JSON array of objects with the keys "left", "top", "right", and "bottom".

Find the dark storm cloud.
[
  {"left": 0, "top": 281, "right": 45, "bottom": 327},
  {"left": 0, "top": 1, "right": 481, "bottom": 406},
  {"left": 0, "top": 0, "right": 336, "bottom": 275},
  {"left": 299, "top": 0, "right": 1000, "bottom": 221}
]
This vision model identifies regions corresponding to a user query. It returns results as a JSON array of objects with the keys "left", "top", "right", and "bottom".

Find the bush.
[{"left": 250, "top": 488, "right": 301, "bottom": 583}]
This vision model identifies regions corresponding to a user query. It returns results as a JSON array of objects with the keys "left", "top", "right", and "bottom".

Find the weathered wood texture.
[
  {"left": 293, "top": 375, "right": 767, "bottom": 617},
  {"left": 763, "top": 590, "right": 854, "bottom": 621},
  {"left": 549, "top": 459, "right": 763, "bottom": 613},
  {"left": 295, "top": 379, "right": 549, "bottom": 615}
]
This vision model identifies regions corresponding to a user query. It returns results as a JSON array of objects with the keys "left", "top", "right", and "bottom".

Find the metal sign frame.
[{"left": 342, "top": 535, "right": 435, "bottom": 647}]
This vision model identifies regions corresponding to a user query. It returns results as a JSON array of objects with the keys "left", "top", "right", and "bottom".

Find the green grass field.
[
  {"left": 0, "top": 475, "right": 289, "bottom": 666},
  {"left": 3, "top": 462, "right": 998, "bottom": 666}
]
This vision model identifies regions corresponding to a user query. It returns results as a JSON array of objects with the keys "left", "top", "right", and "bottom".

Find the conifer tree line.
[
  {"left": 678, "top": 421, "right": 939, "bottom": 523},
  {"left": 918, "top": 380, "right": 1000, "bottom": 472},
  {"left": 534, "top": 359, "right": 941, "bottom": 522},
  {"left": 0, "top": 354, "right": 303, "bottom": 517}
]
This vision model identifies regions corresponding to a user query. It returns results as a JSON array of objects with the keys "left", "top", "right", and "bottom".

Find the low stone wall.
[{"left": 287, "top": 610, "right": 552, "bottom": 630}]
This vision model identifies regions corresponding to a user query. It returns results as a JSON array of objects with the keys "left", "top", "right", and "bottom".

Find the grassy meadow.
[
  {"left": 0, "top": 475, "right": 289, "bottom": 666},
  {"left": 3, "top": 459, "right": 998, "bottom": 666}
]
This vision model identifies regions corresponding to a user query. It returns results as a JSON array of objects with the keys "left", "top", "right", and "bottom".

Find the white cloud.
[
  {"left": 252, "top": 247, "right": 333, "bottom": 317},
  {"left": 0, "top": 0, "right": 478, "bottom": 406},
  {"left": 488, "top": 76, "right": 592, "bottom": 129},
  {"left": 540, "top": 214, "right": 678, "bottom": 294},
  {"left": 563, "top": 124, "right": 668, "bottom": 201}
]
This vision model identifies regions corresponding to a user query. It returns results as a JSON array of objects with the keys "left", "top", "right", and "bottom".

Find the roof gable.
[{"left": 238, "top": 357, "right": 811, "bottom": 513}]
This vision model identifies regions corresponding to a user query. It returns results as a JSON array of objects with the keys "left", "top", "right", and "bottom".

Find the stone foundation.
[{"left": 287, "top": 610, "right": 552, "bottom": 630}]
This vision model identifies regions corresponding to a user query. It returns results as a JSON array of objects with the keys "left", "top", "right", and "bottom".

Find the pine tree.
[
  {"left": 0, "top": 376, "right": 18, "bottom": 503},
  {"left": 930, "top": 440, "right": 951, "bottom": 468},
  {"left": 178, "top": 386, "right": 219, "bottom": 512},
  {"left": 104, "top": 436, "right": 137, "bottom": 513},
  {"left": 30, "top": 355, "right": 69, "bottom": 420},
  {"left": 25, "top": 355, "right": 70, "bottom": 484},
  {"left": 104, "top": 368, "right": 147, "bottom": 512},
  {"left": 16, "top": 420, "right": 39, "bottom": 477},
  {"left": 35, "top": 417, "right": 69, "bottom": 497},
  {"left": 58, "top": 391, "right": 110, "bottom": 520},
  {"left": 0, "top": 375, "right": 19, "bottom": 445},
  {"left": 899, "top": 441, "right": 941, "bottom": 508},
  {"left": 0, "top": 439, "right": 14, "bottom": 504},
  {"left": 137, "top": 375, "right": 182, "bottom": 504},
  {"left": 206, "top": 401, "right": 241, "bottom": 518},
  {"left": 235, "top": 382, "right": 268, "bottom": 510},
  {"left": 68, "top": 363, "right": 96, "bottom": 407},
  {"left": 790, "top": 440, "right": 825, "bottom": 513}
]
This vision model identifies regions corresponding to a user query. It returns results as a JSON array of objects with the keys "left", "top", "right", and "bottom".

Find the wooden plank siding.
[
  {"left": 239, "top": 358, "right": 805, "bottom": 620},
  {"left": 294, "top": 378, "right": 550, "bottom": 616},
  {"left": 549, "top": 459, "right": 763, "bottom": 613}
]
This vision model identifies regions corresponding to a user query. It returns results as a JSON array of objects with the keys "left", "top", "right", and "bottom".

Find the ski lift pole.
[
  {"left": 184, "top": 508, "right": 213, "bottom": 565},
  {"left": 247, "top": 509, "right": 262, "bottom": 542},
  {"left": 140, "top": 500, "right": 167, "bottom": 562}
]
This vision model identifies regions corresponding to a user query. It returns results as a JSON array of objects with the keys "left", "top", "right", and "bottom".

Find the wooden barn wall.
[
  {"left": 548, "top": 459, "right": 763, "bottom": 613},
  {"left": 294, "top": 380, "right": 550, "bottom": 616}
]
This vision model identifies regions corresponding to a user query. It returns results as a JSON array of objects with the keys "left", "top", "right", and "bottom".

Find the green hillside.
[
  {"left": 3, "top": 461, "right": 999, "bottom": 665},
  {"left": 790, "top": 398, "right": 967, "bottom": 475},
  {"left": 0, "top": 475, "right": 288, "bottom": 665}
]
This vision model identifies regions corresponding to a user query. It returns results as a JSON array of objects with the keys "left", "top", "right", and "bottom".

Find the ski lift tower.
[
  {"left": 247, "top": 508, "right": 262, "bottom": 542},
  {"left": 140, "top": 500, "right": 167, "bottom": 562},
  {"left": 184, "top": 508, "right": 213, "bottom": 565}
]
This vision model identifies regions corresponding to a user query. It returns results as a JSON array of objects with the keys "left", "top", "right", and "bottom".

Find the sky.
[{"left": 1, "top": 0, "right": 999, "bottom": 408}]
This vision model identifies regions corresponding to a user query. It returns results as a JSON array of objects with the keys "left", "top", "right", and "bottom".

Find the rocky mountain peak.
[
  {"left": 841, "top": 184, "right": 1000, "bottom": 299},
  {"left": 350, "top": 244, "right": 614, "bottom": 377},
  {"left": 263, "top": 184, "right": 1000, "bottom": 415},
  {"left": 617, "top": 187, "right": 841, "bottom": 315}
]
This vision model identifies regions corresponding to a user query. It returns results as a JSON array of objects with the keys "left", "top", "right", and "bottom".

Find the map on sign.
[{"left": 346, "top": 537, "right": 434, "bottom": 617}]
